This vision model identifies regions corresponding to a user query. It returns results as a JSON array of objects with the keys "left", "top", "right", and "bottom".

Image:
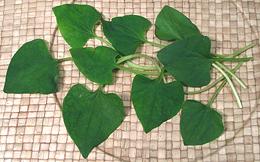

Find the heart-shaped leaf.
[
  {"left": 70, "top": 46, "right": 118, "bottom": 84},
  {"left": 157, "top": 35, "right": 212, "bottom": 87},
  {"left": 4, "top": 39, "right": 59, "bottom": 94},
  {"left": 155, "top": 5, "right": 201, "bottom": 41},
  {"left": 131, "top": 75, "right": 184, "bottom": 133},
  {"left": 63, "top": 84, "right": 125, "bottom": 158},
  {"left": 180, "top": 100, "right": 224, "bottom": 145},
  {"left": 102, "top": 15, "right": 151, "bottom": 55},
  {"left": 53, "top": 4, "right": 101, "bottom": 47}
]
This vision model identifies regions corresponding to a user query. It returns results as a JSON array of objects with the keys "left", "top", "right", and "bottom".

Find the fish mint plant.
[{"left": 4, "top": 4, "right": 254, "bottom": 159}]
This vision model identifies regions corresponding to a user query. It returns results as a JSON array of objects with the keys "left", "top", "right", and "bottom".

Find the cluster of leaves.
[{"left": 4, "top": 4, "right": 254, "bottom": 159}]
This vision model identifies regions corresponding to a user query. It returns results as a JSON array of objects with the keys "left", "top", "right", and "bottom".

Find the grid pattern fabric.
[{"left": 0, "top": 0, "right": 260, "bottom": 161}]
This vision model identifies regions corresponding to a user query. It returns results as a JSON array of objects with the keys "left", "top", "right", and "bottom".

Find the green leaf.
[
  {"left": 155, "top": 5, "right": 201, "bottom": 41},
  {"left": 180, "top": 100, "right": 224, "bottom": 145},
  {"left": 70, "top": 46, "right": 118, "bottom": 84},
  {"left": 102, "top": 15, "right": 151, "bottom": 55},
  {"left": 63, "top": 84, "right": 125, "bottom": 158},
  {"left": 157, "top": 35, "right": 212, "bottom": 87},
  {"left": 4, "top": 39, "right": 59, "bottom": 94},
  {"left": 53, "top": 4, "right": 101, "bottom": 48},
  {"left": 131, "top": 75, "right": 184, "bottom": 133}
]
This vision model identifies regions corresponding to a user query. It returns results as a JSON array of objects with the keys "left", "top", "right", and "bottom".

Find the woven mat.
[{"left": 0, "top": 0, "right": 260, "bottom": 161}]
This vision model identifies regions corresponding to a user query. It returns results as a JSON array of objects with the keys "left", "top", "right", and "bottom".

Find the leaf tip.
[
  {"left": 3, "top": 86, "right": 9, "bottom": 94},
  {"left": 82, "top": 152, "right": 90, "bottom": 159},
  {"left": 162, "top": 5, "right": 171, "bottom": 10},
  {"left": 144, "top": 128, "right": 152, "bottom": 134}
]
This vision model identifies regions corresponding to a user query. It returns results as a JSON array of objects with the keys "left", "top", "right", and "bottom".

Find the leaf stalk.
[
  {"left": 145, "top": 40, "right": 165, "bottom": 48},
  {"left": 212, "top": 63, "right": 242, "bottom": 108},
  {"left": 213, "top": 43, "right": 255, "bottom": 58},
  {"left": 214, "top": 62, "right": 247, "bottom": 89},
  {"left": 57, "top": 57, "right": 72, "bottom": 63},
  {"left": 117, "top": 54, "right": 161, "bottom": 74},
  {"left": 94, "top": 35, "right": 113, "bottom": 48},
  {"left": 116, "top": 65, "right": 160, "bottom": 76},
  {"left": 185, "top": 61, "right": 245, "bottom": 95},
  {"left": 212, "top": 57, "right": 253, "bottom": 62}
]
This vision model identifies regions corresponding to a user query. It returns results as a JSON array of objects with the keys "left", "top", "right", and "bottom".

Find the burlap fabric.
[{"left": 0, "top": 0, "right": 259, "bottom": 161}]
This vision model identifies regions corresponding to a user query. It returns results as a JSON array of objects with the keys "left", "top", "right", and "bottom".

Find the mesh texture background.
[{"left": 0, "top": 0, "right": 259, "bottom": 161}]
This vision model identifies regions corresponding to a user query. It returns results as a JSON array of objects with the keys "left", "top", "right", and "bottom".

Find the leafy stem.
[
  {"left": 214, "top": 61, "right": 247, "bottom": 88},
  {"left": 117, "top": 54, "right": 156, "bottom": 64},
  {"left": 94, "top": 35, "right": 113, "bottom": 48},
  {"left": 158, "top": 67, "right": 166, "bottom": 82},
  {"left": 185, "top": 61, "right": 245, "bottom": 95},
  {"left": 57, "top": 57, "right": 72, "bottom": 63},
  {"left": 126, "top": 61, "right": 158, "bottom": 71},
  {"left": 117, "top": 54, "right": 161, "bottom": 73},
  {"left": 185, "top": 78, "right": 223, "bottom": 95},
  {"left": 5, "top": 3, "right": 257, "bottom": 160},
  {"left": 94, "top": 36, "right": 163, "bottom": 75},
  {"left": 187, "top": 43, "right": 254, "bottom": 100},
  {"left": 98, "top": 84, "right": 105, "bottom": 90},
  {"left": 145, "top": 40, "right": 165, "bottom": 48},
  {"left": 212, "top": 63, "right": 242, "bottom": 108},
  {"left": 212, "top": 57, "right": 253, "bottom": 62},
  {"left": 232, "top": 43, "right": 255, "bottom": 57},
  {"left": 213, "top": 43, "right": 255, "bottom": 58},
  {"left": 208, "top": 62, "right": 244, "bottom": 107},
  {"left": 207, "top": 80, "right": 227, "bottom": 107},
  {"left": 116, "top": 65, "right": 160, "bottom": 76}
]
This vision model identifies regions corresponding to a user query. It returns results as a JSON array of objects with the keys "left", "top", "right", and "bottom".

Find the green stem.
[
  {"left": 212, "top": 63, "right": 242, "bottom": 108},
  {"left": 57, "top": 57, "right": 72, "bottom": 63},
  {"left": 207, "top": 80, "right": 227, "bottom": 107},
  {"left": 232, "top": 43, "right": 255, "bottom": 57},
  {"left": 212, "top": 57, "right": 253, "bottom": 62},
  {"left": 117, "top": 54, "right": 161, "bottom": 73},
  {"left": 98, "top": 84, "right": 105, "bottom": 91},
  {"left": 94, "top": 36, "right": 113, "bottom": 48},
  {"left": 215, "top": 62, "right": 247, "bottom": 89},
  {"left": 213, "top": 53, "right": 229, "bottom": 58},
  {"left": 117, "top": 54, "right": 154, "bottom": 64},
  {"left": 185, "top": 78, "right": 223, "bottom": 95},
  {"left": 126, "top": 61, "right": 158, "bottom": 71},
  {"left": 185, "top": 61, "right": 244, "bottom": 95},
  {"left": 116, "top": 65, "right": 160, "bottom": 76},
  {"left": 158, "top": 67, "right": 166, "bottom": 82},
  {"left": 145, "top": 40, "right": 165, "bottom": 48},
  {"left": 213, "top": 43, "right": 255, "bottom": 58}
]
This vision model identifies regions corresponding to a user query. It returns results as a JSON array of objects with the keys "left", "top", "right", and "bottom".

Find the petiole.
[{"left": 212, "top": 63, "right": 242, "bottom": 108}]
